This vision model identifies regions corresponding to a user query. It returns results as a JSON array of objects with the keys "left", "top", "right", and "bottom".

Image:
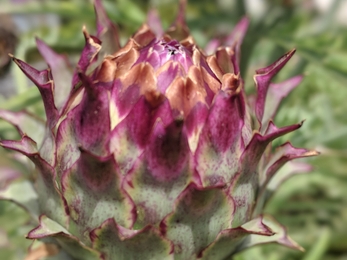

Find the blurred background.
[{"left": 0, "top": 0, "right": 346, "bottom": 259}]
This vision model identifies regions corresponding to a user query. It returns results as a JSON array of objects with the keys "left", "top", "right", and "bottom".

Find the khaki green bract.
[{"left": 0, "top": 0, "right": 318, "bottom": 259}]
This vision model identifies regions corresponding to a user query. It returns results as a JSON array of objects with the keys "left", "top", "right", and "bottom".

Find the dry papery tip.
[
  {"left": 9, "top": 54, "right": 21, "bottom": 67},
  {"left": 82, "top": 25, "right": 90, "bottom": 38},
  {"left": 310, "top": 150, "right": 321, "bottom": 156},
  {"left": 283, "top": 48, "right": 296, "bottom": 57}
]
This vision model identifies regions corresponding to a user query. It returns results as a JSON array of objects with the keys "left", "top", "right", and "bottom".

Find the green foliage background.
[{"left": 0, "top": 0, "right": 346, "bottom": 259}]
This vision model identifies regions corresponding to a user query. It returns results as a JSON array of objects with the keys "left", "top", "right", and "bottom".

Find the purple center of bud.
[
  {"left": 163, "top": 40, "right": 181, "bottom": 56},
  {"left": 136, "top": 39, "right": 193, "bottom": 74}
]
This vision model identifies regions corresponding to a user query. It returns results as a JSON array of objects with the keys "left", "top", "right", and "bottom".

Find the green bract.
[{"left": 0, "top": 0, "right": 318, "bottom": 259}]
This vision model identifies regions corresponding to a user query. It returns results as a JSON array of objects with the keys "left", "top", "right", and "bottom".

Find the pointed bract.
[
  {"left": 71, "top": 28, "right": 102, "bottom": 88},
  {"left": 254, "top": 49, "right": 296, "bottom": 126},
  {"left": 36, "top": 38, "right": 73, "bottom": 112},
  {"left": 199, "top": 215, "right": 274, "bottom": 259},
  {"left": 10, "top": 56, "right": 59, "bottom": 129},
  {"left": 263, "top": 142, "right": 319, "bottom": 186}
]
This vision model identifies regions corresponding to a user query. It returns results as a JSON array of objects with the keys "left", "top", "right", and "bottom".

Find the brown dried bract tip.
[
  {"left": 132, "top": 24, "right": 156, "bottom": 47},
  {"left": 221, "top": 73, "right": 241, "bottom": 94},
  {"left": 97, "top": 58, "right": 117, "bottom": 82},
  {"left": 144, "top": 89, "right": 166, "bottom": 108}
]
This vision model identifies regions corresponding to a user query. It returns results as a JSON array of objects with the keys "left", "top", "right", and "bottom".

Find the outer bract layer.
[{"left": 0, "top": 0, "right": 318, "bottom": 259}]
